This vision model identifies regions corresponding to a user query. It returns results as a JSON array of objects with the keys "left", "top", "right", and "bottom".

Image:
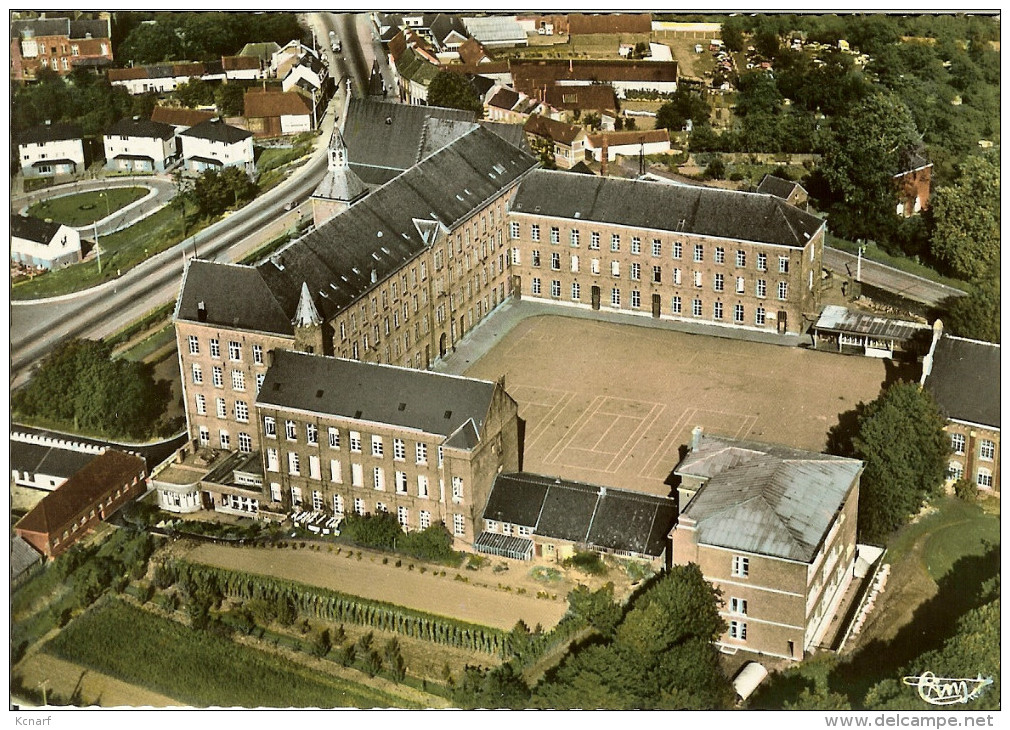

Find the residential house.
[
  {"left": 461, "top": 16, "right": 528, "bottom": 48},
  {"left": 508, "top": 169, "right": 825, "bottom": 334},
  {"left": 11, "top": 215, "right": 82, "bottom": 270},
  {"left": 430, "top": 14, "right": 469, "bottom": 54},
  {"left": 671, "top": 428, "right": 864, "bottom": 660},
  {"left": 179, "top": 118, "right": 255, "bottom": 174},
  {"left": 921, "top": 324, "right": 1000, "bottom": 492},
  {"left": 17, "top": 121, "right": 85, "bottom": 178},
  {"left": 14, "top": 449, "right": 147, "bottom": 559},
  {"left": 479, "top": 472, "right": 677, "bottom": 565},
  {"left": 222, "top": 54, "right": 264, "bottom": 81},
  {"left": 523, "top": 115, "right": 587, "bottom": 169},
  {"left": 389, "top": 31, "right": 440, "bottom": 104},
  {"left": 511, "top": 59, "right": 678, "bottom": 100},
  {"left": 541, "top": 84, "right": 618, "bottom": 120},
  {"left": 253, "top": 350, "right": 520, "bottom": 545},
  {"left": 244, "top": 90, "right": 314, "bottom": 138},
  {"left": 757, "top": 174, "right": 809, "bottom": 209},
  {"left": 10, "top": 430, "right": 102, "bottom": 491},
  {"left": 238, "top": 41, "right": 281, "bottom": 71},
  {"left": 280, "top": 51, "right": 328, "bottom": 96},
  {"left": 10, "top": 15, "right": 113, "bottom": 80},
  {"left": 486, "top": 87, "right": 522, "bottom": 122},
  {"left": 103, "top": 116, "right": 177, "bottom": 173},
  {"left": 585, "top": 128, "right": 671, "bottom": 162},
  {"left": 893, "top": 147, "right": 933, "bottom": 217},
  {"left": 108, "top": 61, "right": 211, "bottom": 95},
  {"left": 272, "top": 40, "right": 321, "bottom": 80},
  {"left": 372, "top": 13, "right": 406, "bottom": 49},
  {"left": 458, "top": 37, "right": 491, "bottom": 65}
]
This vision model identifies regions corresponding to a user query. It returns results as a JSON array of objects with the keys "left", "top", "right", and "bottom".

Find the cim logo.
[{"left": 902, "top": 672, "right": 994, "bottom": 706}]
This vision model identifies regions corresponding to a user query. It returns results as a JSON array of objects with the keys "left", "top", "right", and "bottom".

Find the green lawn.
[
  {"left": 45, "top": 599, "right": 416, "bottom": 708},
  {"left": 27, "top": 187, "right": 148, "bottom": 227}
]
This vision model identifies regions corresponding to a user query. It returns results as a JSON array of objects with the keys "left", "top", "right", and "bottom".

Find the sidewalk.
[{"left": 435, "top": 298, "right": 803, "bottom": 376}]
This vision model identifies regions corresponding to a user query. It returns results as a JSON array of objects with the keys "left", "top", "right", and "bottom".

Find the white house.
[
  {"left": 272, "top": 40, "right": 320, "bottom": 78},
  {"left": 17, "top": 122, "right": 85, "bottom": 177},
  {"left": 11, "top": 214, "right": 83, "bottom": 269},
  {"left": 244, "top": 90, "right": 314, "bottom": 137},
  {"left": 103, "top": 116, "right": 177, "bottom": 173},
  {"left": 222, "top": 54, "right": 264, "bottom": 80},
  {"left": 281, "top": 52, "right": 328, "bottom": 95},
  {"left": 179, "top": 118, "right": 255, "bottom": 174},
  {"left": 108, "top": 65, "right": 177, "bottom": 95},
  {"left": 585, "top": 128, "right": 672, "bottom": 162}
]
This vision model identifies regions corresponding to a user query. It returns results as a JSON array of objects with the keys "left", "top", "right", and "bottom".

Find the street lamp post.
[
  {"left": 856, "top": 242, "right": 866, "bottom": 283},
  {"left": 93, "top": 220, "right": 103, "bottom": 273}
]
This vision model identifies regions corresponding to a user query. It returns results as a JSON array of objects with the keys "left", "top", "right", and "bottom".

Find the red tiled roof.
[
  {"left": 543, "top": 84, "right": 617, "bottom": 113},
  {"left": 223, "top": 55, "right": 260, "bottom": 71},
  {"left": 587, "top": 128, "right": 670, "bottom": 147},
  {"left": 151, "top": 106, "right": 215, "bottom": 128},
  {"left": 523, "top": 114, "right": 585, "bottom": 144},
  {"left": 108, "top": 67, "right": 148, "bottom": 81},
  {"left": 15, "top": 450, "right": 146, "bottom": 537},
  {"left": 244, "top": 90, "right": 312, "bottom": 118},
  {"left": 512, "top": 59, "right": 678, "bottom": 95},
  {"left": 388, "top": 29, "right": 407, "bottom": 62},
  {"left": 458, "top": 37, "right": 489, "bottom": 65},
  {"left": 172, "top": 62, "right": 206, "bottom": 77}
]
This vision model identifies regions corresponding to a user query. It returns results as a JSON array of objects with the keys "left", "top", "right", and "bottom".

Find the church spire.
[
  {"left": 328, "top": 129, "right": 348, "bottom": 172},
  {"left": 292, "top": 282, "right": 322, "bottom": 328}
]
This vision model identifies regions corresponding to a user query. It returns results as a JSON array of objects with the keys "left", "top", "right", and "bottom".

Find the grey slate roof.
[
  {"left": 11, "top": 536, "right": 43, "bottom": 580},
  {"left": 483, "top": 472, "right": 678, "bottom": 557},
  {"left": 176, "top": 261, "right": 295, "bottom": 336},
  {"left": 430, "top": 14, "right": 468, "bottom": 47},
  {"left": 676, "top": 434, "right": 863, "bottom": 562},
  {"left": 256, "top": 350, "right": 496, "bottom": 441},
  {"left": 18, "top": 122, "right": 83, "bottom": 145},
  {"left": 11, "top": 439, "right": 97, "bottom": 480},
  {"left": 512, "top": 169, "right": 825, "bottom": 249},
  {"left": 814, "top": 305, "right": 929, "bottom": 343},
  {"left": 341, "top": 98, "right": 476, "bottom": 185},
  {"left": 69, "top": 18, "right": 110, "bottom": 39},
  {"left": 105, "top": 116, "right": 175, "bottom": 141},
  {"left": 757, "top": 174, "right": 806, "bottom": 200},
  {"left": 923, "top": 335, "right": 1000, "bottom": 428},
  {"left": 180, "top": 118, "right": 252, "bottom": 144},
  {"left": 11, "top": 215, "right": 63, "bottom": 245},
  {"left": 11, "top": 17, "right": 69, "bottom": 38},
  {"left": 480, "top": 121, "right": 530, "bottom": 154}
]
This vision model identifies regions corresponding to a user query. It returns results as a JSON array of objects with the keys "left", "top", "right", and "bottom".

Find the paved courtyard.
[{"left": 461, "top": 313, "right": 901, "bottom": 497}]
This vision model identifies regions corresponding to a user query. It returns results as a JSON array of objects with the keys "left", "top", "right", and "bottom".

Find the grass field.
[
  {"left": 27, "top": 187, "right": 147, "bottom": 227},
  {"left": 44, "top": 598, "right": 416, "bottom": 708}
]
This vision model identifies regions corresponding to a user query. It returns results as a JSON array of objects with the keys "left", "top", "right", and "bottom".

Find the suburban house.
[
  {"left": 479, "top": 472, "right": 677, "bottom": 565},
  {"left": 11, "top": 214, "right": 82, "bottom": 270},
  {"left": 486, "top": 87, "right": 522, "bottom": 122},
  {"left": 429, "top": 13, "right": 469, "bottom": 53},
  {"left": 179, "top": 118, "right": 255, "bottom": 174},
  {"left": 811, "top": 305, "right": 930, "bottom": 359},
  {"left": 280, "top": 51, "right": 328, "bottom": 95},
  {"left": 921, "top": 324, "right": 1000, "bottom": 492},
  {"left": 893, "top": 147, "right": 933, "bottom": 217},
  {"left": 102, "top": 116, "right": 177, "bottom": 173},
  {"left": 10, "top": 429, "right": 103, "bottom": 491},
  {"left": 243, "top": 89, "right": 314, "bottom": 137},
  {"left": 671, "top": 429, "right": 864, "bottom": 660},
  {"left": 222, "top": 54, "right": 264, "bottom": 80},
  {"left": 757, "top": 174, "right": 809, "bottom": 209},
  {"left": 585, "top": 128, "right": 672, "bottom": 162},
  {"left": 14, "top": 449, "right": 148, "bottom": 559},
  {"left": 508, "top": 169, "right": 826, "bottom": 334},
  {"left": 17, "top": 121, "right": 85, "bottom": 178},
  {"left": 10, "top": 15, "right": 113, "bottom": 81},
  {"left": 523, "top": 115, "right": 587, "bottom": 169}
]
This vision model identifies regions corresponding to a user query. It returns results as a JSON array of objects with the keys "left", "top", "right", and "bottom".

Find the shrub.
[
  {"left": 954, "top": 478, "right": 978, "bottom": 503},
  {"left": 562, "top": 551, "right": 608, "bottom": 576}
]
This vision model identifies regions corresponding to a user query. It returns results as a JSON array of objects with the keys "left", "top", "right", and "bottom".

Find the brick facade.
[{"left": 945, "top": 422, "right": 1000, "bottom": 493}]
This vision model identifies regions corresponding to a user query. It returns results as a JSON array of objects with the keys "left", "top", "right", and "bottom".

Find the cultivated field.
[
  {"left": 465, "top": 315, "right": 896, "bottom": 496},
  {"left": 180, "top": 542, "right": 571, "bottom": 631},
  {"left": 15, "top": 653, "right": 181, "bottom": 708}
]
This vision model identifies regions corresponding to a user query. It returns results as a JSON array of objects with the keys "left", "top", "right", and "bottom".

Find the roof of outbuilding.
[
  {"left": 586, "top": 128, "right": 670, "bottom": 148},
  {"left": 104, "top": 116, "right": 175, "bottom": 140},
  {"left": 108, "top": 66, "right": 149, "bottom": 81},
  {"left": 543, "top": 83, "right": 618, "bottom": 113},
  {"left": 511, "top": 59, "right": 678, "bottom": 96},
  {"left": 239, "top": 41, "right": 281, "bottom": 61},
  {"left": 223, "top": 55, "right": 261, "bottom": 71},
  {"left": 757, "top": 174, "right": 807, "bottom": 200},
  {"left": 483, "top": 472, "right": 678, "bottom": 557},
  {"left": 461, "top": 16, "right": 527, "bottom": 45},
  {"left": 15, "top": 450, "right": 146, "bottom": 537},
  {"left": 813, "top": 305, "right": 929, "bottom": 344},
  {"left": 523, "top": 114, "right": 584, "bottom": 144},
  {"left": 923, "top": 335, "right": 1000, "bottom": 429},
  {"left": 151, "top": 106, "right": 215, "bottom": 128},
  {"left": 458, "top": 37, "right": 490, "bottom": 65},
  {"left": 676, "top": 434, "right": 863, "bottom": 562},
  {"left": 179, "top": 118, "right": 252, "bottom": 143},
  {"left": 488, "top": 87, "right": 520, "bottom": 110},
  {"left": 18, "top": 122, "right": 82, "bottom": 145},
  {"left": 10, "top": 439, "right": 97, "bottom": 480},
  {"left": 511, "top": 169, "right": 824, "bottom": 248},
  {"left": 11, "top": 536, "right": 43, "bottom": 578},
  {"left": 257, "top": 350, "right": 497, "bottom": 441},
  {"left": 568, "top": 13, "right": 652, "bottom": 35},
  {"left": 10, "top": 215, "right": 64, "bottom": 245},
  {"left": 243, "top": 90, "right": 312, "bottom": 119}
]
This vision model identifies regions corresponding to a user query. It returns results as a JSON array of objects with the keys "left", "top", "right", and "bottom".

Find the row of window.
[
  {"left": 950, "top": 433, "right": 997, "bottom": 460},
  {"left": 948, "top": 462, "right": 996, "bottom": 488},
  {"left": 188, "top": 335, "right": 264, "bottom": 364},
  {"left": 277, "top": 486, "right": 466, "bottom": 536},
  {"left": 510, "top": 223, "right": 793, "bottom": 271},
  {"left": 263, "top": 419, "right": 441, "bottom": 465},
  {"left": 197, "top": 426, "right": 253, "bottom": 453},
  {"left": 195, "top": 395, "right": 250, "bottom": 423},
  {"left": 192, "top": 366, "right": 264, "bottom": 393},
  {"left": 527, "top": 266, "right": 789, "bottom": 300}
]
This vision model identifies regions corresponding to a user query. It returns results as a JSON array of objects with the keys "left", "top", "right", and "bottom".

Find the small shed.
[{"left": 732, "top": 661, "right": 768, "bottom": 703}]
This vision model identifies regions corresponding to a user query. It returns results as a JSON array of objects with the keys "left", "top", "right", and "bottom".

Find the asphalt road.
[{"left": 10, "top": 13, "right": 379, "bottom": 387}]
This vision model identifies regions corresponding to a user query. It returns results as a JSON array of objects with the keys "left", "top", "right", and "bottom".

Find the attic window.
[
  {"left": 354, "top": 410, "right": 363, "bottom": 419},
  {"left": 492, "top": 164, "right": 506, "bottom": 175},
  {"left": 316, "top": 389, "right": 324, "bottom": 397},
  {"left": 371, "top": 252, "right": 380, "bottom": 260},
  {"left": 398, "top": 402, "right": 406, "bottom": 411},
  {"left": 443, "top": 410, "right": 452, "bottom": 419},
  {"left": 456, "top": 194, "right": 464, "bottom": 201},
  {"left": 381, "top": 247, "right": 391, "bottom": 255}
]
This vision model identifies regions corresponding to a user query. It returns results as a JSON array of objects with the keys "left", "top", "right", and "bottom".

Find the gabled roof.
[
  {"left": 172, "top": 62, "right": 206, "bottom": 78},
  {"left": 104, "top": 116, "right": 175, "bottom": 140},
  {"left": 10, "top": 438, "right": 97, "bottom": 479},
  {"left": 511, "top": 169, "right": 825, "bottom": 249},
  {"left": 243, "top": 90, "right": 311, "bottom": 119},
  {"left": 15, "top": 450, "right": 146, "bottom": 537},
  {"left": 430, "top": 14, "right": 469, "bottom": 47},
  {"left": 543, "top": 83, "right": 617, "bottom": 113},
  {"left": 923, "top": 335, "right": 1000, "bottom": 429},
  {"left": 488, "top": 87, "right": 520, "bottom": 111},
  {"left": 894, "top": 147, "right": 932, "bottom": 176},
  {"left": 175, "top": 260, "right": 295, "bottom": 336},
  {"left": 813, "top": 305, "right": 928, "bottom": 344},
  {"left": 11, "top": 536, "right": 43, "bottom": 578},
  {"left": 18, "top": 122, "right": 82, "bottom": 145},
  {"left": 108, "top": 67, "right": 149, "bottom": 81},
  {"left": 11, "top": 18, "right": 69, "bottom": 38},
  {"left": 180, "top": 118, "right": 252, "bottom": 144},
  {"left": 480, "top": 121, "right": 530, "bottom": 153},
  {"left": 257, "top": 350, "right": 497, "bottom": 442},
  {"left": 223, "top": 55, "right": 260, "bottom": 71},
  {"left": 757, "top": 174, "right": 807, "bottom": 200},
  {"left": 68, "top": 18, "right": 110, "bottom": 40},
  {"left": 586, "top": 128, "right": 670, "bottom": 148},
  {"left": 461, "top": 15, "right": 527, "bottom": 45},
  {"left": 239, "top": 41, "right": 281, "bottom": 61},
  {"left": 523, "top": 114, "right": 584, "bottom": 144},
  {"left": 483, "top": 472, "right": 677, "bottom": 557},
  {"left": 511, "top": 59, "right": 678, "bottom": 96},
  {"left": 676, "top": 434, "right": 862, "bottom": 562},
  {"left": 341, "top": 98, "right": 477, "bottom": 185},
  {"left": 11, "top": 215, "right": 65, "bottom": 245},
  {"left": 458, "top": 37, "right": 490, "bottom": 65},
  {"left": 151, "top": 106, "right": 215, "bottom": 128},
  {"left": 469, "top": 74, "right": 496, "bottom": 99}
]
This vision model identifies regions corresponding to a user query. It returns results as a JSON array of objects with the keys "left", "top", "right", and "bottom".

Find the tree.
[
  {"left": 427, "top": 71, "right": 482, "bottom": 116},
  {"left": 655, "top": 88, "right": 710, "bottom": 132},
  {"left": 529, "top": 135, "right": 557, "bottom": 170},
  {"left": 721, "top": 17, "right": 746, "bottom": 53},
  {"left": 941, "top": 277, "right": 1000, "bottom": 344},
  {"left": 454, "top": 663, "right": 530, "bottom": 709},
  {"left": 847, "top": 382, "right": 950, "bottom": 542},
  {"left": 274, "top": 595, "right": 296, "bottom": 626},
  {"left": 819, "top": 92, "right": 921, "bottom": 242},
  {"left": 215, "top": 83, "right": 246, "bottom": 117},
  {"left": 383, "top": 638, "right": 406, "bottom": 682},
  {"left": 930, "top": 153, "right": 999, "bottom": 280},
  {"left": 190, "top": 167, "right": 256, "bottom": 218},
  {"left": 174, "top": 78, "right": 216, "bottom": 108},
  {"left": 566, "top": 583, "right": 622, "bottom": 637}
]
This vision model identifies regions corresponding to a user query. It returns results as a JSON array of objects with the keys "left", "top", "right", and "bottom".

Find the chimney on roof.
[
  {"left": 599, "top": 485, "right": 607, "bottom": 497},
  {"left": 197, "top": 300, "right": 207, "bottom": 322},
  {"left": 691, "top": 425, "right": 703, "bottom": 451}
]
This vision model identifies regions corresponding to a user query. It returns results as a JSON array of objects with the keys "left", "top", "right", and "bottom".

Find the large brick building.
[
  {"left": 10, "top": 16, "right": 113, "bottom": 81},
  {"left": 670, "top": 429, "right": 863, "bottom": 661},
  {"left": 921, "top": 325, "right": 1000, "bottom": 493},
  {"left": 508, "top": 170, "right": 826, "bottom": 334}
]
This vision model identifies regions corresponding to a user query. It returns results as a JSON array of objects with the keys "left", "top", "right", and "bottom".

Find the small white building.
[
  {"left": 585, "top": 128, "right": 672, "bottom": 162},
  {"left": 281, "top": 52, "right": 328, "bottom": 95},
  {"left": 103, "top": 116, "right": 177, "bottom": 173},
  {"left": 222, "top": 55, "right": 264, "bottom": 81},
  {"left": 17, "top": 122, "right": 85, "bottom": 177},
  {"left": 11, "top": 214, "right": 83, "bottom": 269},
  {"left": 179, "top": 118, "right": 255, "bottom": 174}
]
